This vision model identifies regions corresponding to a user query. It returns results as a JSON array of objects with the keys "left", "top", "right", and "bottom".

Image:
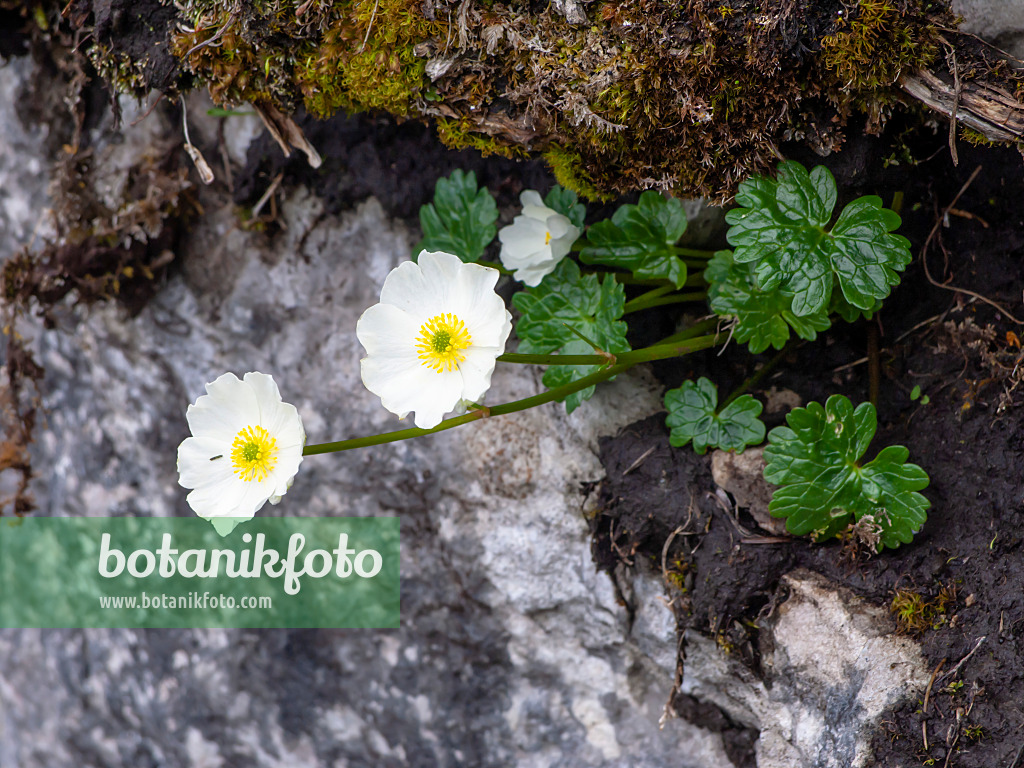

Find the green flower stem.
[
  {"left": 608, "top": 272, "right": 672, "bottom": 286},
  {"left": 615, "top": 333, "right": 720, "bottom": 365},
  {"left": 476, "top": 259, "right": 514, "bottom": 276},
  {"left": 497, "top": 352, "right": 611, "bottom": 365},
  {"left": 890, "top": 190, "right": 904, "bottom": 217},
  {"left": 657, "top": 317, "right": 721, "bottom": 345},
  {"left": 684, "top": 272, "right": 707, "bottom": 288},
  {"left": 622, "top": 284, "right": 676, "bottom": 312},
  {"left": 672, "top": 246, "right": 717, "bottom": 259},
  {"left": 624, "top": 292, "right": 706, "bottom": 314},
  {"left": 718, "top": 344, "right": 790, "bottom": 410},
  {"left": 576, "top": 263, "right": 671, "bottom": 286},
  {"left": 302, "top": 333, "right": 722, "bottom": 456}
]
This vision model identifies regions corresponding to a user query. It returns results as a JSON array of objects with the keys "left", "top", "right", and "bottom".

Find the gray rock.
[
  {"left": 0, "top": 56, "right": 57, "bottom": 259},
  {"left": 952, "top": 0, "right": 1024, "bottom": 59},
  {"left": 681, "top": 570, "right": 930, "bottom": 768},
  {"left": 0, "top": 58, "right": 732, "bottom": 768},
  {"left": 710, "top": 447, "right": 789, "bottom": 537}
]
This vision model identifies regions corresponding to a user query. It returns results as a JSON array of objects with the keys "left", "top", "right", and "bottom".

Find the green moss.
[
  {"left": 435, "top": 117, "right": 527, "bottom": 159},
  {"left": 821, "top": 0, "right": 939, "bottom": 106},
  {"left": 544, "top": 145, "right": 613, "bottom": 202},
  {"left": 959, "top": 125, "right": 997, "bottom": 147},
  {"left": 890, "top": 584, "right": 955, "bottom": 633},
  {"left": 87, "top": 45, "right": 152, "bottom": 96},
  {"left": 156, "top": 0, "right": 977, "bottom": 200}
]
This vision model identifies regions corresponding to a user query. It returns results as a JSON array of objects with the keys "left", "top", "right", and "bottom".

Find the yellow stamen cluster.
[
  {"left": 230, "top": 425, "right": 278, "bottom": 482},
  {"left": 545, "top": 231, "right": 552, "bottom": 245},
  {"left": 416, "top": 313, "right": 472, "bottom": 372}
]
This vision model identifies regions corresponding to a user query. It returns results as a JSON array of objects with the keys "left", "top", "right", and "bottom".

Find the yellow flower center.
[
  {"left": 416, "top": 312, "right": 472, "bottom": 372},
  {"left": 230, "top": 425, "right": 278, "bottom": 482},
  {"left": 545, "top": 231, "right": 552, "bottom": 245}
]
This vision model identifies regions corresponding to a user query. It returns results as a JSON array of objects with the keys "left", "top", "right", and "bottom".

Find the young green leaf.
[
  {"left": 512, "top": 259, "right": 630, "bottom": 412},
  {"left": 544, "top": 185, "right": 587, "bottom": 230},
  {"left": 725, "top": 161, "right": 911, "bottom": 316},
  {"left": 415, "top": 169, "right": 498, "bottom": 262},
  {"left": 763, "top": 395, "right": 930, "bottom": 550},
  {"left": 704, "top": 250, "right": 831, "bottom": 354},
  {"left": 579, "top": 191, "right": 689, "bottom": 287},
  {"left": 665, "top": 377, "right": 765, "bottom": 455}
]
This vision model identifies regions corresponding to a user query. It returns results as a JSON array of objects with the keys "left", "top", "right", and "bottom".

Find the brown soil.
[{"left": 593, "top": 133, "right": 1024, "bottom": 766}]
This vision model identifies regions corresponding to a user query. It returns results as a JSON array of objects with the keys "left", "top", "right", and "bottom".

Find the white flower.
[
  {"left": 498, "top": 190, "right": 581, "bottom": 286},
  {"left": 176, "top": 372, "right": 305, "bottom": 536},
  {"left": 357, "top": 250, "right": 512, "bottom": 429}
]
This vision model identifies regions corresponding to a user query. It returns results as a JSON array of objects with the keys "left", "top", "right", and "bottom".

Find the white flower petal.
[
  {"left": 513, "top": 260, "right": 560, "bottom": 287},
  {"left": 177, "top": 436, "right": 231, "bottom": 488},
  {"left": 499, "top": 202, "right": 578, "bottom": 286},
  {"left": 545, "top": 214, "right": 576, "bottom": 241},
  {"left": 549, "top": 228, "right": 580, "bottom": 261},
  {"left": 378, "top": 253, "right": 451, "bottom": 318},
  {"left": 519, "top": 189, "right": 544, "bottom": 209},
  {"left": 185, "top": 373, "right": 259, "bottom": 440},
  {"left": 357, "top": 303, "right": 421, "bottom": 357},
  {"left": 362, "top": 355, "right": 464, "bottom": 425},
  {"left": 459, "top": 345, "right": 504, "bottom": 402},
  {"left": 520, "top": 190, "right": 556, "bottom": 221},
  {"left": 499, "top": 216, "right": 548, "bottom": 252}
]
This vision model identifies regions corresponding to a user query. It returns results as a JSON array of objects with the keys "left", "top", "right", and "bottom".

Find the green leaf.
[
  {"left": 763, "top": 395, "right": 930, "bottom": 550},
  {"left": 829, "top": 284, "right": 881, "bottom": 323},
  {"left": 726, "top": 161, "right": 911, "bottom": 316},
  {"left": 665, "top": 378, "right": 765, "bottom": 455},
  {"left": 544, "top": 185, "right": 586, "bottom": 230},
  {"left": 704, "top": 250, "right": 831, "bottom": 354},
  {"left": 827, "top": 197, "right": 911, "bottom": 311},
  {"left": 579, "top": 191, "right": 689, "bottom": 287},
  {"left": 512, "top": 259, "right": 630, "bottom": 412},
  {"left": 415, "top": 169, "right": 498, "bottom": 262}
]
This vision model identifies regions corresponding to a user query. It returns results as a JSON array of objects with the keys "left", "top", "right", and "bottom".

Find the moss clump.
[
  {"left": 294, "top": 0, "right": 449, "bottom": 117},
  {"left": 171, "top": 0, "right": 447, "bottom": 117},
  {"left": 890, "top": 584, "right": 955, "bottom": 633},
  {"left": 820, "top": 0, "right": 940, "bottom": 113},
  {"left": 544, "top": 145, "right": 614, "bottom": 202},
  {"left": 435, "top": 116, "right": 527, "bottom": 158},
  {"left": 68, "top": 0, "right": 1024, "bottom": 201}
]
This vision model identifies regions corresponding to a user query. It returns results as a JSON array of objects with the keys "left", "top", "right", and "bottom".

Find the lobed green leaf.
[
  {"left": 725, "top": 161, "right": 911, "bottom": 317},
  {"left": 704, "top": 250, "right": 831, "bottom": 354},
  {"left": 665, "top": 377, "right": 765, "bottom": 455},
  {"left": 512, "top": 260, "right": 630, "bottom": 413},
  {"left": 579, "top": 191, "right": 689, "bottom": 287},
  {"left": 763, "top": 395, "right": 929, "bottom": 550},
  {"left": 415, "top": 169, "right": 498, "bottom": 262}
]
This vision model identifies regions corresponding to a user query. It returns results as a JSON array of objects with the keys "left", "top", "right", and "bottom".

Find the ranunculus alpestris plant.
[
  {"left": 725, "top": 161, "right": 912, "bottom": 317},
  {"left": 174, "top": 164, "right": 932, "bottom": 550},
  {"left": 177, "top": 372, "right": 305, "bottom": 536},
  {"left": 664, "top": 377, "right": 765, "bottom": 455}
]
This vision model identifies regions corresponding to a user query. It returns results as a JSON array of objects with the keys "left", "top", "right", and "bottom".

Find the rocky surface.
[
  {"left": 0, "top": 54, "right": 734, "bottom": 768},
  {"left": 681, "top": 571, "right": 930, "bottom": 768},
  {"left": 0, "top": 48, "right": 942, "bottom": 768},
  {"left": 952, "top": 0, "right": 1024, "bottom": 58}
]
